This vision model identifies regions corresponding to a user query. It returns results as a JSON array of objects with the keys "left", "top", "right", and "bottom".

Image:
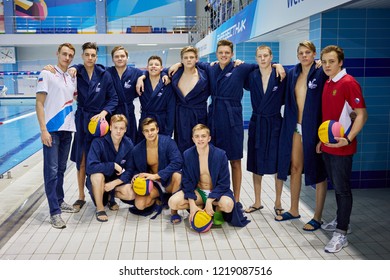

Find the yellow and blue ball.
[
  {"left": 190, "top": 211, "right": 213, "bottom": 233},
  {"left": 88, "top": 119, "right": 109, "bottom": 137},
  {"left": 133, "top": 177, "right": 154, "bottom": 196},
  {"left": 318, "top": 120, "right": 345, "bottom": 144}
]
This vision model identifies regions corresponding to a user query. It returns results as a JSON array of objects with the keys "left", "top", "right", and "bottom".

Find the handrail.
[{"left": 2, "top": 15, "right": 202, "bottom": 34}]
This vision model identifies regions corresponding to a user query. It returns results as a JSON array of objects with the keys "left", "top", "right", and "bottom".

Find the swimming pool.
[{"left": 0, "top": 98, "right": 41, "bottom": 175}]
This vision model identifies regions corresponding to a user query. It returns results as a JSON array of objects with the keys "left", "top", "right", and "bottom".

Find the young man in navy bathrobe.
[
  {"left": 169, "top": 124, "right": 250, "bottom": 227},
  {"left": 86, "top": 114, "right": 134, "bottom": 222},
  {"left": 129, "top": 117, "right": 183, "bottom": 220}
]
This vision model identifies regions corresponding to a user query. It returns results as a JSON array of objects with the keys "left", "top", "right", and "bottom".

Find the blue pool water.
[{"left": 0, "top": 98, "right": 41, "bottom": 175}]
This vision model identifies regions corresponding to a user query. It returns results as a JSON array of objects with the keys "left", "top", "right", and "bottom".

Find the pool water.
[{"left": 0, "top": 98, "right": 41, "bottom": 175}]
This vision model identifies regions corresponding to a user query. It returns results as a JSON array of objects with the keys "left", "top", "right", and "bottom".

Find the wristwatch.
[{"left": 345, "top": 136, "right": 352, "bottom": 145}]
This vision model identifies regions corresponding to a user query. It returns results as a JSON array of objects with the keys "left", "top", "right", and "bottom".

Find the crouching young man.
[
  {"left": 86, "top": 114, "right": 135, "bottom": 222},
  {"left": 168, "top": 124, "right": 250, "bottom": 227},
  {"left": 129, "top": 117, "right": 183, "bottom": 220}
]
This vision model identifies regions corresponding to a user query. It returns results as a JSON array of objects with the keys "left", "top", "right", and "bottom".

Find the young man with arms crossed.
[
  {"left": 169, "top": 124, "right": 250, "bottom": 227},
  {"left": 319, "top": 45, "right": 367, "bottom": 253},
  {"left": 129, "top": 118, "right": 182, "bottom": 222},
  {"left": 86, "top": 114, "right": 134, "bottom": 222},
  {"left": 36, "top": 43, "right": 77, "bottom": 229}
]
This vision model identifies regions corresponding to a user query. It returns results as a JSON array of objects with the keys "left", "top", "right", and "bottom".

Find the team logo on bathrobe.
[
  {"left": 308, "top": 79, "right": 317, "bottom": 89},
  {"left": 124, "top": 80, "right": 131, "bottom": 88},
  {"left": 96, "top": 83, "right": 101, "bottom": 92}
]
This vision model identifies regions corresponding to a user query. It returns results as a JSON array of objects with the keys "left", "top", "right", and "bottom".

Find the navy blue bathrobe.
[
  {"left": 278, "top": 63, "right": 327, "bottom": 185},
  {"left": 86, "top": 134, "right": 134, "bottom": 193},
  {"left": 198, "top": 61, "right": 256, "bottom": 160},
  {"left": 171, "top": 66, "right": 210, "bottom": 153},
  {"left": 181, "top": 144, "right": 250, "bottom": 227},
  {"left": 70, "top": 64, "right": 118, "bottom": 169},
  {"left": 107, "top": 66, "right": 143, "bottom": 143},
  {"left": 244, "top": 67, "right": 286, "bottom": 175},
  {"left": 136, "top": 73, "right": 176, "bottom": 143},
  {"left": 130, "top": 134, "right": 183, "bottom": 187}
]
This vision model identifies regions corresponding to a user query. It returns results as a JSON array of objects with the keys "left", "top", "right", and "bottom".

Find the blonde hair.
[
  {"left": 181, "top": 46, "right": 198, "bottom": 59},
  {"left": 256, "top": 45, "right": 272, "bottom": 56},
  {"left": 192, "top": 124, "right": 210, "bottom": 136},
  {"left": 111, "top": 46, "right": 128, "bottom": 58},
  {"left": 110, "top": 114, "right": 128, "bottom": 126},
  {"left": 297, "top": 40, "right": 316, "bottom": 53}
]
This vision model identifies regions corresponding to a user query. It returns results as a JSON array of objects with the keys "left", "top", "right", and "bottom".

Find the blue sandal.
[
  {"left": 275, "top": 211, "right": 301, "bottom": 222},
  {"left": 170, "top": 214, "right": 182, "bottom": 225},
  {"left": 303, "top": 219, "right": 323, "bottom": 231}
]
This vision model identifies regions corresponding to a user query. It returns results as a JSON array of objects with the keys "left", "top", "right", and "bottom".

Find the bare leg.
[
  {"left": 276, "top": 133, "right": 303, "bottom": 220},
  {"left": 114, "top": 184, "right": 135, "bottom": 201},
  {"left": 274, "top": 174, "right": 284, "bottom": 214},
  {"left": 73, "top": 153, "right": 87, "bottom": 212},
  {"left": 217, "top": 196, "right": 234, "bottom": 213},
  {"left": 303, "top": 180, "right": 328, "bottom": 230},
  {"left": 245, "top": 173, "right": 262, "bottom": 212},
  {"left": 230, "top": 159, "right": 242, "bottom": 202},
  {"left": 90, "top": 173, "right": 107, "bottom": 221},
  {"left": 165, "top": 172, "right": 182, "bottom": 220}
]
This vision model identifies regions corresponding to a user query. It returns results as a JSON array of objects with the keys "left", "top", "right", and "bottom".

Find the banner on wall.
[
  {"left": 197, "top": 0, "right": 353, "bottom": 57},
  {"left": 14, "top": 0, "right": 96, "bottom": 32}
]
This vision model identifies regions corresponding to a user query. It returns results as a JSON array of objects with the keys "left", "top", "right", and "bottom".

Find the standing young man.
[
  {"left": 36, "top": 43, "right": 77, "bottom": 229},
  {"left": 319, "top": 45, "right": 367, "bottom": 253},
  {"left": 244, "top": 45, "right": 286, "bottom": 215},
  {"left": 276, "top": 41, "right": 328, "bottom": 232},
  {"left": 171, "top": 46, "right": 210, "bottom": 153},
  {"left": 107, "top": 46, "right": 143, "bottom": 143},
  {"left": 70, "top": 42, "right": 118, "bottom": 212},
  {"left": 136, "top": 56, "right": 175, "bottom": 143}
]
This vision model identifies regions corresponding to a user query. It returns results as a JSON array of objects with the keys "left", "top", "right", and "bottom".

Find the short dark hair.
[
  {"left": 82, "top": 42, "right": 98, "bottom": 53},
  {"left": 217, "top": 39, "right": 233, "bottom": 52},
  {"left": 148, "top": 55, "right": 162, "bottom": 66}
]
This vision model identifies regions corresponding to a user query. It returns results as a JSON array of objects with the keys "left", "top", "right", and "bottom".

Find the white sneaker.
[
  {"left": 50, "top": 214, "right": 66, "bottom": 229},
  {"left": 60, "top": 201, "right": 77, "bottom": 213},
  {"left": 321, "top": 217, "right": 351, "bottom": 234},
  {"left": 324, "top": 231, "right": 348, "bottom": 253}
]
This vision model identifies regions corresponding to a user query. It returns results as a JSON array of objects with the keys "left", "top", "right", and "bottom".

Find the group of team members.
[{"left": 36, "top": 38, "right": 367, "bottom": 254}]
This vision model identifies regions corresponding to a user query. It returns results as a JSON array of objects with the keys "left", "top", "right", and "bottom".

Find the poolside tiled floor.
[{"left": 1, "top": 144, "right": 389, "bottom": 261}]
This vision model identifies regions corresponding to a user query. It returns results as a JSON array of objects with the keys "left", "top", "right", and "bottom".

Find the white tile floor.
[{"left": 1, "top": 142, "right": 390, "bottom": 261}]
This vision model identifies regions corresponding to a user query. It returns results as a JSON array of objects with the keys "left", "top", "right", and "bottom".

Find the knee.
[
  {"left": 90, "top": 173, "right": 104, "bottom": 185},
  {"left": 290, "top": 163, "right": 303, "bottom": 175},
  {"left": 134, "top": 198, "right": 147, "bottom": 210},
  {"left": 171, "top": 172, "right": 182, "bottom": 187},
  {"left": 168, "top": 196, "right": 178, "bottom": 210},
  {"left": 230, "top": 160, "right": 241, "bottom": 169},
  {"left": 168, "top": 191, "right": 184, "bottom": 209},
  {"left": 219, "top": 197, "right": 234, "bottom": 213}
]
